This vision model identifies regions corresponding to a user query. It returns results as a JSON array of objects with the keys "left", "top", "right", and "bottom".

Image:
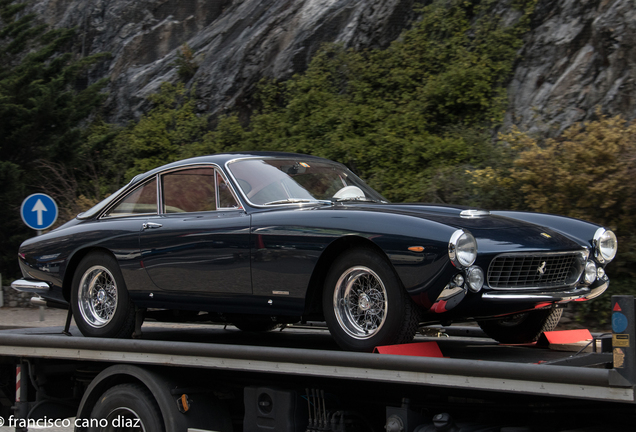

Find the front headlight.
[
  {"left": 449, "top": 229, "right": 477, "bottom": 268},
  {"left": 593, "top": 228, "right": 617, "bottom": 263}
]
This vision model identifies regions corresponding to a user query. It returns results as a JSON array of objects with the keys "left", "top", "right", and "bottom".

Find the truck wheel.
[
  {"left": 323, "top": 248, "right": 418, "bottom": 352},
  {"left": 89, "top": 383, "right": 164, "bottom": 432},
  {"left": 71, "top": 251, "right": 136, "bottom": 338},
  {"left": 477, "top": 308, "right": 563, "bottom": 344}
]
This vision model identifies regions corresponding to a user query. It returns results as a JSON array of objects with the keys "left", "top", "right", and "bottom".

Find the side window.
[
  {"left": 162, "top": 168, "right": 216, "bottom": 213},
  {"left": 103, "top": 178, "right": 157, "bottom": 217},
  {"left": 217, "top": 170, "right": 241, "bottom": 209}
]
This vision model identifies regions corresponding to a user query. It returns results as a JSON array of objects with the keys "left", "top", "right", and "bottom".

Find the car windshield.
[{"left": 227, "top": 158, "right": 387, "bottom": 206}]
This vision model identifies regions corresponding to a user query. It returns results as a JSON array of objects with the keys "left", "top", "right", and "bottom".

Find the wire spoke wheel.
[
  {"left": 333, "top": 266, "right": 388, "bottom": 340},
  {"left": 78, "top": 265, "right": 119, "bottom": 328},
  {"left": 324, "top": 248, "right": 418, "bottom": 351},
  {"left": 72, "top": 252, "right": 136, "bottom": 338}
]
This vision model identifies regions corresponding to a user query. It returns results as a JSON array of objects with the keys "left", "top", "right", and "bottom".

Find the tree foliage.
[
  {"left": 111, "top": 83, "right": 210, "bottom": 179},
  {"left": 0, "top": 0, "right": 109, "bottom": 277},
  {"left": 472, "top": 114, "right": 636, "bottom": 275},
  {"left": 246, "top": 0, "right": 535, "bottom": 203},
  {"left": 468, "top": 114, "right": 636, "bottom": 324},
  {"left": 171, "top": 44, "right": 199, "bottom": 82}
]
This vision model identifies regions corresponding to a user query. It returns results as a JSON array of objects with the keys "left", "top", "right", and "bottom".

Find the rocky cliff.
[
  {"left": 507, "top": 0, "right": 636, "bottom": 135},
  {"left": 28, "top": 0, "right": 419, "bottom": 123},
  {"left": 26, "top": 0, "right": 636, "bottom": 134}
]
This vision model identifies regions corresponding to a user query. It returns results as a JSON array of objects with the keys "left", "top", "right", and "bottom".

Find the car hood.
[{"left": 336, "top": 203, "right": 586, "bottom": 252}]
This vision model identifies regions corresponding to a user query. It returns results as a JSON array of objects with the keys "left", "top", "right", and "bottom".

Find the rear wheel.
[
  {"left": 71, "top": 251, "right": 136, "bottom": 338},
  {"left": 88, "top": 383, "right": 164, "bottom": 432},
  {"left": 477, "top": 308, "right": 563, "bottom": 344},
  {"left": 323, "top": 248, "right": 418, "bottom": 352}
]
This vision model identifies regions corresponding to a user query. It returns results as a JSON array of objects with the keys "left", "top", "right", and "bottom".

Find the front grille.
[{"left": 488, "top": 253, "right": 583, "bottom": 289}]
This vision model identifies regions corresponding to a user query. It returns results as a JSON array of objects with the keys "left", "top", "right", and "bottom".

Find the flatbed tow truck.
[{"left": 1, "top": 296, "right": 636, "bottom": 432}]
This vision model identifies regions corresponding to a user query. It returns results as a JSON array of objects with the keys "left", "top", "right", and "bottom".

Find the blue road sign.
[
  {"left": 613, "top": 312, "right": 629, "bottom": 334},
  {"left": 20, "top": 193, "right": 58, "bottom": 231}
]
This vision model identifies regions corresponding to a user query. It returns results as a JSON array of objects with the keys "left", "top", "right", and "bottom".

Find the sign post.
[
  {"left": 609, "top": 295, "right": 636, "bottom": 388},
  {"left": 20, "top": 193, "right": 58, "bottom": 233}
]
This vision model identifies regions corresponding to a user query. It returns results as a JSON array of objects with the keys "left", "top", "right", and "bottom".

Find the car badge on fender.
[{"left": 540, "top": 233, "right": 552, "bottom": 239}]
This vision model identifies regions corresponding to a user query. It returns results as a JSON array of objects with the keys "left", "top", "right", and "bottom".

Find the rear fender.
[{"left": 62, "top": 247, "right": 111, "bottom": 303}]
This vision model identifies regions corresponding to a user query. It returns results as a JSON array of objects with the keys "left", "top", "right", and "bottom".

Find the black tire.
[
  {"left": 477, "top": 308, "right": 563, "bottom": 344},
  {"left": 71, "top": 251, "right": 136, "bottom": 338},
  {"left": 323, "top": 248, "right": 419, "bottom": 352},
  {"left": 88, "top": 383, "right": 164, "bottom": 432},
  {"left": 233, "top": 320, "right": 280, "bottom": 332}
]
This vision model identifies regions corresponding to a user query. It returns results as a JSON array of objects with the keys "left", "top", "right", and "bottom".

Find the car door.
[{"left": 139, "top": 166, "right": 251, "bottom": 294}]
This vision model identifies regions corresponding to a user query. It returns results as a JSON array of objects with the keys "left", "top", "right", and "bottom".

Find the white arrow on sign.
[{"left": 31, "top": 199, "right": 48, "bottom": 226}]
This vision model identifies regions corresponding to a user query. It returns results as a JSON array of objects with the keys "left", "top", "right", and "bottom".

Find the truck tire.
[
  {"left": 323, "top": 248, "right": 418, "bottom": 352},
  {"left": 477, "top": 308, "right": 563, "bottom": 344},
  {"left": 88, "top": 383, "right": 164, "bottom": 432},
  {"left": 71, "top": 251, "right": 136, "bottom": 338}
]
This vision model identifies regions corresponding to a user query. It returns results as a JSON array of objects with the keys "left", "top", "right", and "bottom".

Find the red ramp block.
[
  {"left": 538, "top": 329, "right": 594, "bottom": 352},
  {"left": 374, "top": 341, "right": 443, "bottom": 357}
]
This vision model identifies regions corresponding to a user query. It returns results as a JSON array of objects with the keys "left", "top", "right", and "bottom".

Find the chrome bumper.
[
  {"left": 481, "top": 280, "right": 609, "bottom": 303},
  {"left": 11, "top": 279, "right": 51, "bottom": 293}
]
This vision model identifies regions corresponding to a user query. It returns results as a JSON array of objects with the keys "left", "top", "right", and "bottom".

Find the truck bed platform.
[{"left": 1, "top": 322, "right": 631, "bottom": 404}]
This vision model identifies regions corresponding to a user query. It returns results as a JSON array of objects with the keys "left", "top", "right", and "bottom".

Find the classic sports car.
[{"left": 13, "top": 152, "right": 617, "bottom": 351}]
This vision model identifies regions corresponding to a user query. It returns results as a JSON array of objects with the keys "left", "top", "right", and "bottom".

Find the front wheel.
[
  {"left": 71, "top": 251, "right": 136, "bottom": 338},
  {"left": 477, "top": 308, "right": 563, "bottom": 344},
  {"left": 323, "top": 248, "right": 419, "bottom": 352}
]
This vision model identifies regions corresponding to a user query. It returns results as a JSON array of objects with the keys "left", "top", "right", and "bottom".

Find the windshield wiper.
[
  {"left": 263, "top": 198, "right": 331, "bottom": 206},
  {"left": 331, "top": 197, "right": 381, "bottom": 203}
]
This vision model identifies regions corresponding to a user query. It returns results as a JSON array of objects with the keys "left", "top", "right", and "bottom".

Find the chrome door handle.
[{"left": 142, "top": 222, "right": 163, "bottom": 230}]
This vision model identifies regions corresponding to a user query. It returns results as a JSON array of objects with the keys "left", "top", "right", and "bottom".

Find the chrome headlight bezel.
[
  {"left": 449, "top": 229, "right": 478, "bottom": 268},
  {"left": 593, "top": 228, "right": 617, "bottom": 264}
]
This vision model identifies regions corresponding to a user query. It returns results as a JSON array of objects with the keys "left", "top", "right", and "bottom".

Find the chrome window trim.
[
  {"left": 157, "top": 164, "right": 243, "bottom": 214},
  {"left": 98, "top": 163, "right": 244, "bottom": 219},
  {"left": 215, "top": 168, "right": 243, "bottom": 211},
  {"left": 157, "top": 170, "right": 164, "bottom": 215},
  {"left": 99, "top": 175, "right": 160, "bottom": 220},
  {"left": 215, "top": 170, "right": 220, "bottom": 210},
  {"left": 486, "top": 250, "right": 589, "bottom": 291}
]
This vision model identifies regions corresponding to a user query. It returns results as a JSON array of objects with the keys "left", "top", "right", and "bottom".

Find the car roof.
[
  {"left": 128, "top": 151, "right": 336, "bottom": 187},
  {"left": 78, "top": 152, "right": 337, "bottom": 220}
]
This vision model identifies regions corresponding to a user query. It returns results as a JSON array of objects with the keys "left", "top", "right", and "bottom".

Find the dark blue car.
[{"left": 13, "top": 152, "right": 617, "bottom": 351}]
